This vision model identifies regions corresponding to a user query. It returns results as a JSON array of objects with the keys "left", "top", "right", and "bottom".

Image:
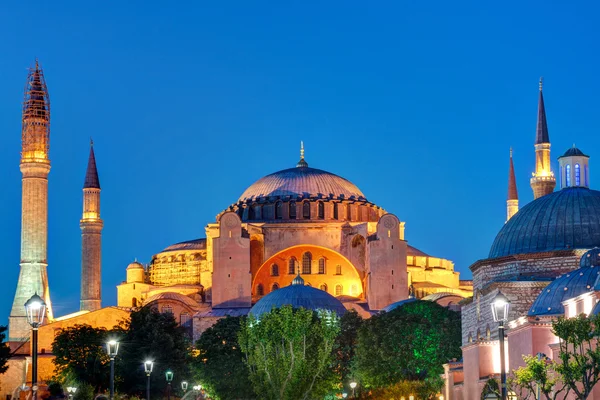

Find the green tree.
[
  {"left": 115, "top": 306, "right": 192, "bottom": 397},
  {"left": 51, "top": 324, "right": 110, "bottom": 392},
  {"left": 509, "top": 354, "right": 570, "bottom": 400},
  {"left": 367, "top": 376, "right": 444, "bottom": 400},
  {"left": 238, "top": 306, "right": 340, "bottom": 400},
  {"left": 552, "top": 314, "right": 600, "bottom": 400},
  {"left": 353, "top": 301, "right": 461, "bottom": 392},
  {"left": 332, "top": 310, "right": 363, "bottom": 393},
  {"left": 480, "top": 378, "right": 500, "bottom": 400},
  {"left": 0, "top": 326, "right": 11, "bottom": 375},
  {"left": 193, "top": 316, "right": 253, "bottom": 400}
]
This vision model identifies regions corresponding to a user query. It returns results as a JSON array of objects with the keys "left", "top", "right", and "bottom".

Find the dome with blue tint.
[
  {"left": 581, "top": 248, "right": 600, "bottom": 269},
  {"left": 528, "top": 265, "right": 600, "bottom": 317},
  {"left": 381, "top": 297, "right": 418, "bottom": 313},
  {"left": 559, "top": 147, "right": 588, "bottom": 159},
  {"left": 489, "top": 188, "right": 600, "bottom": 259},
  {"left": 249, "top": 275, "right": 347, "bottom": 318}
]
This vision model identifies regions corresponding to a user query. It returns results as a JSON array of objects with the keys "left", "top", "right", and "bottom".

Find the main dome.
[
  {"left": 238, "top": 165, "right": 366, "bottom": 203},
  {"left": 489, "top": 187, "right": 600, "bottom": 259}
]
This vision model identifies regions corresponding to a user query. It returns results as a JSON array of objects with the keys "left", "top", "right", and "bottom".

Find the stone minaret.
[
  {"left": 9, "top": 60, "right": 54, "bottom": 341},
  {"left": 530, "top": 78, "right": 556, "bottom": 199},
  {"left": 506, "top": 148, "right": 519, "bottom": 222},
  {"left": 80, "top": 141, "right": 103, "bottom": 311}
]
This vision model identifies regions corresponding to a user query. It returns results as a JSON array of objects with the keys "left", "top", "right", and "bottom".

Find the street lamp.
[
  {"left": 24, "top": 293, "right": 47, "bottom": 400},
  {"left": 342, "top": 393, "right": 348, "bottom": 399},
  {"left": 491, "top": 291, "right": 510, "bottom": 400},
  {"left": 106, "top": 340, "right": 119, "bottom": 400},
  {"left": 182, "top": 381, "right": 188, "bottom": 392},
  {"left": 66, "top": 387, "right": 77, "bottom": 400},
  {"left": 165, "top": 370, "right": 174, "bottom": 400},
  {"left": 349, "top": 381, "right": 357, "bottom": 398},
  {"left": 144, "top": 360, "right": 154, "bottom": 400}
]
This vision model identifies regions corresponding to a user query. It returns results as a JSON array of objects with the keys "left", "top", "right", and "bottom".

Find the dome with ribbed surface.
[
  {"left": 559, "top": 147, "right": 588, "bottom": 159},
  {"left": 250, "top": 280, "right": 347, "bottom": 318},
  {"left": 238, "top": 166, "right": 366, "bottom": 203},
  {"left": 489, "top": 188, "right": 600, "bottom": 259}
]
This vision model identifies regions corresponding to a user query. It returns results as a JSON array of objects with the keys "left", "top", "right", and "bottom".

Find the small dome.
[
  {"left": 489, "top": 188, "right": 600, "bottom": 259},
  {"left": 127, "top": 261, "right": 144, "bottom": 270},
  {"left": 250, "top": 279, "right": 347, "bottom": 318},
  {"left": 162, "top": 238, "right": 206, "bottom": 252},
  {"left": 559, "top": 147, "right": 588, "bottom": 159},
  {"left": 580, "top": 247, "right": 600, "bottom": 269},
  {"left": 381, "top": 297, "right": 418, "bottom": 313},
  {"left": 528, "top": 265, "right": 600, "bottom": 316}
]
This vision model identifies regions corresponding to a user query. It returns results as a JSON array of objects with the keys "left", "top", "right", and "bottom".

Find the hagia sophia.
[{"left": 4, "top": 60, "right": 600, "bottom": 400}]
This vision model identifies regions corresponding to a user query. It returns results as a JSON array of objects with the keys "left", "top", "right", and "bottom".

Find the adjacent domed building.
[{"left": 117, "top": 145, "right": 469, "bottom": 339}]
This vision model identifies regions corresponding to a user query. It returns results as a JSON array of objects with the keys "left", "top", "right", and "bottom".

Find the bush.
[{"left": 73, "top": 384, "right": 95, "bottom": 400}]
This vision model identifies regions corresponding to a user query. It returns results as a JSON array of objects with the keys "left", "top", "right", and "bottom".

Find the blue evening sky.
[{"left": 0, "top": 1, "right": 598, "bottom": 322}]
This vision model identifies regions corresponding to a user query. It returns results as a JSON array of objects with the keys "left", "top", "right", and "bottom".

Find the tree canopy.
[
  {"left": 193, "top": 316, "right": 254, "bottom": 400},
  {"left": 238, "top": 306, "right": 340, "bottom": 400},
  {"left": 353, "top": 301, "right": 461, "bottom": 393},
  {"left": 332, "top": 310, "right": 363, "bottom": 394},
  {"left": 0, "top": 326, "right": 11, "bottom": 375}
]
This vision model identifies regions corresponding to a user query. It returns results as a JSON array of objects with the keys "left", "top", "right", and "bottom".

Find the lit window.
[
  {"left": 320, "top": 284, "right": 328, "bottom": 292},
  {"left": 161, "top": 305, "right": 173, "bottom": 315},
  {"left": 585, "top": 165, "right": 589, "bottom": 186},
  {"left": 303, "top": 202, "right": 311, "bottom": 219},
  {"left": 271, "top": 283, "right": 279, "bottom": 292},
  {"left": 575, "top": 164, "right": 581, "bottom": 186},
  {"left": 289, "top": 202, "right": 296, "bottom": 219},
  {"left": 180, "top": 312, "right": 192, "bottom": 328},
  {"left": 288, "top": 258, "right": 296, "bottom": 275},
  {"left": 271, "top": 264, "right": 279, "bottom": 276},
  {"left": 318, "top": 258, "right": 325, "bottom": 274},
  {"left": 335, "top": 285, "right": 343, "bottom": 296},
  {"left": 275, "top": 201, "right": 283, "bottom": 219},
  {"left": 318, "top": 202, "right": 324, "bottom": 219},
  {"left": 336, "top": 265, "right": 342, "bottom": 275},
  {"left": 566, "top": 164, "right": 571, "bottom": 186},
  {"left": 256, "top": 284, "right": 264, "bottom": 296},
  {"left": 302, "top": 252, "right": 312, "bottom": 274}
]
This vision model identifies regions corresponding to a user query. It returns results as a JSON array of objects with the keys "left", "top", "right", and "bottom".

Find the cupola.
[{"left": 558, "top": 145, "right": 590, "bottom": 189}]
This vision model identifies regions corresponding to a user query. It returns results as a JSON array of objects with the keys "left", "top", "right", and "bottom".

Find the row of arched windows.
[
  {"left": 245, "top": 200, "right": 379, "bottom": 221},
  {"left": 274, "top": 253, "right": 341, "bottom": 275},
  {"left": 255, "top": 282, "right": 354, "bottom": 296},
  {"left": 562, "top": 163, "right": 589, "bottom": 187}
]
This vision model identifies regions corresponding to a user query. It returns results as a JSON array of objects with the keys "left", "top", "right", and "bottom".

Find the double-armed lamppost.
[
  {"left": 24, "top": 293, "right": 47, "bottom": 400},
  {"left": 165, "top": 370, "right": 174, "bottom": 400},
  {"left": 66, "top": 386, "right": 77, "bottom": 400},
  {"left": 491, "top": 291, "right": 511, "bottom": 400},
  {"left": 106, "top": 340, "right": 119, "bottom": 400},
  {"left": 144, "top": 360, "right": 154, "bottom": 400}
]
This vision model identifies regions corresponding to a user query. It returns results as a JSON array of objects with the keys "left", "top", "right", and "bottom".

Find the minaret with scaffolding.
[{"left": 9, "top": 60, "right": 54, "bottom": 342}]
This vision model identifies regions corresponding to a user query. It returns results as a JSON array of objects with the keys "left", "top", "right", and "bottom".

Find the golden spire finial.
[
  {"left": 539, "top": 77, "right": 543, "bottom": 91},
  {"left": 300, "top": 141, "right": 305, "bottom": 159}
]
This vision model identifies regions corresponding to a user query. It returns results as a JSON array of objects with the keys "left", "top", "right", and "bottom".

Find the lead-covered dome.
[
  {"left": 250, "top": 275, "right": 347, "bottom": 317},
  {"left": 489, "top": 188, "right": 600, "bottom": 259},
  {"left": 238, "top": 166, "right": 366, "bottom": 203}
]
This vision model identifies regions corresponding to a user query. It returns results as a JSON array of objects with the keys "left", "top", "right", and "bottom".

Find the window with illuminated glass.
[
  {"left": 288, "top": 258, "right": 296, "bottom": 275},
  {"left": 566, "top": 164, "right": 571, "bottom": 186},
  {"left": 335, "top": 285, "right": 343, "bottom": 296},
  {"left": 302, "top": 252, "right": 312, "bottom": 274},
  {"left": 318, "top": 258, "right": 325, "bottom": 274},
  {"left": 575, "top": 164, "right": 581, "bottom": 186}
]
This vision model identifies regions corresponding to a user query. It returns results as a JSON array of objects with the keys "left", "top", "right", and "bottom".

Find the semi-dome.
[
  {"left": 528, "top": 264, "right": 600, "bottom": 316},
  {"left": 381, "top": 297, "right": 418, "bottom": 313},
  {"left": 489, "top": 187, "right": 600, "bottom": 259},
  {"left": 249, "top": 274, "right": 347, "bottom": 317},
  {"left": 238, "top": 165, "right": 366, "bottom": 203}
]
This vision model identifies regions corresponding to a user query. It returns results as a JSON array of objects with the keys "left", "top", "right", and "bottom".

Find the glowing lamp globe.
[
  {"left": 144, "top": 360, "right": 154, "bottom": 374},
  {"left": 165, "top": 370, "right": 174, "bottom": 382},
  {"left": 491, "top": 292, "right": 510, "bottom": 322},
  {"left": 24, "top": 293, "right": 46, "bottom": 328},
  {"left": 106, "top": 340, "right": 119, "bottom": 358},
  {"left": 181, "top": 381, "right": 188, "bottom": 391}
]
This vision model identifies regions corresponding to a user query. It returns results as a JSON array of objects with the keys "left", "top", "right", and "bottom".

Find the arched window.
[
  {"left": 180, "top": 312, "right": 192, "bottom": 328},
  {"left": 248, "top": 206, "right": 255, "bottom": 220},
  {"left": 303, "top": 202, "right": 311, "bottom": 219},
  {"left": 318, "top": 202, "right": 324, "bottom": 219},
  {"left": 346, "top": 204, "right": 352, "bottom": 220},
  {"left": 271, "top": 283, "right": 279, "bottom": 292},
  {"left": 335, "top": 265, "right": 342, "bottom": 275},
  {"left": 256, "top": 284, "right": 264, "bottom": 296},
  {"left": 162, "top": 305, "right": 173, "bottom": 315},
  {"left": 335, "top": 284, "right": 343, "bottom": 296},
  {"left": 318, "top": 258, "right": 325, "bottom": 274},
  {"left": 275, "top": 201, "right": 283, "bottom": 219},
  {"left": 575, "top": 164, "right": 581, "bottom": 186},
  {"left": 566, "top": 164, "right": 571, "bottom": 186},
  {"left": 333, "top": 203, "right": 339, "bottom": 220},
  {"left": 271, "top": 264, "right": 279, "bottom": 276},
  {"left": 560, "top": 165, "right": 563, "bottom": 187},
  {"left": 288, "top": 258, "right": 296, "bottom": 275},
  {"left": 132, "top": 298, "right": 138, "bottom": 307},
  {"left": 351, "top": 284, "right": 358, "bottom": 296},
  {"left": 289, "top": 202, "right": 297, "bottom": 219},
  {"left": 302, "top": 252, "right": 312, "bottom": 274},
  {"left": 320, "top": 284, "right": 328, "bottom": 292}
]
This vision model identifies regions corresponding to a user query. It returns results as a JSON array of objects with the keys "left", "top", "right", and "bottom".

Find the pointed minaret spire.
[
  {"left": 507, "top": 148, "right": 519, "bottom": 222},
  {"left": 296, "top": 140, "right": 308, "bottom": 168},
  {"left": 84, "top": 139, "right": 100, "bottom": 189},
  {"left": 530, "top": 77, "right": 556, "bottom": 199}
]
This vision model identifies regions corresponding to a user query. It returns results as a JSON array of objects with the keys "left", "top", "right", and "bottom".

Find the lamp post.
[
  {"left": 66, "top": 387, "right": 77, "bottom": 400},
  {"left": 349, "top": 382, "right": 357, "bottom": 398},
  {"left": 165, "top": 370, "right": 174, "bottom": 400},
  {"left": 106, "top": 340, "right": 119, "bottom": 400},
  {"left": 181, "top": 381, "right": 188, "bottom": 393},
  {"left": 24, "top": 293, "right": 47, "bottom": 400},
  {"left": 491, "top": 291, "right": 511, "bottom": 400},
  {"left": 144, "top": 360, "right": 154, "bottom": 400},
  {"left": 342, "top": 393, "right": 348, "bottom": 399}
]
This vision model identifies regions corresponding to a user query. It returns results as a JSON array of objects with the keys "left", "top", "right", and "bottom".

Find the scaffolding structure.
[{"left": 21, "top": 60, "right": 50, "bottom": 162}]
